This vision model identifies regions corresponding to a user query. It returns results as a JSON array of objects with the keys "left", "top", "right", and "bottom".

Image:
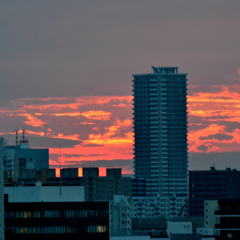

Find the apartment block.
[
  {"left": 132, "top": 66, "right": 188, "bottom": 198},
  {"left": 189, "top": 167, "right": 240, "bottom": 217}
]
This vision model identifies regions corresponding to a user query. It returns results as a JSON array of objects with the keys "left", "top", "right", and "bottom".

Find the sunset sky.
[{"left": 1, "top": 1, "right": 240, "bottom": 175}]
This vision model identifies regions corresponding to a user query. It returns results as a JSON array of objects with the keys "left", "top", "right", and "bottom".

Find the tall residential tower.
[{"left": 133, "top": 67, "right": 188, "bottom": 198}]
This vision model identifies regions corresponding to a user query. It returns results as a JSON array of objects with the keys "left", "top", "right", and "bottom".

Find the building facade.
[
  {"left": 215, "top": 199, "right": 240, "bottom": 239},
  {"left": 5, "top": 167, "right": 131, "bottom": 202},
  {"left": 202, "top": 199, "right": 240, "bottom": 239},
  {"left": 109, "top": 195, "right": 131, "bottom": 236},
  {"left": 80, "top": 168, "right": 131, "bottom": 201},
  {"left": 4, "top": 184, "right": 84, "bottom": 203},
  {"left": 132, "top": 66, "right": 188, "bottom": 198},
  {"left": 131, "top": 178, "right": 147, "bottom": 197},
  {"left": 204, "top": 200, "right": 218, "bottom": 235},
  {"left": 189, "top": 167, "right": 240, "bottom": 217},
  {"left": 131, "top": 196, "right": 188, "bottom": 219},
  {"left": 4, "top": 197, "right": 109, "bottom": 240}
]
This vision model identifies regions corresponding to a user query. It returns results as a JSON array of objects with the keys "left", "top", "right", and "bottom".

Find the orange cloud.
[
  {"left": 16, "top": 96, "right": 132, "bottom": 112},
  {"left": 80, "top": 122, "right": 95, "bottom": 125},
  {"left": 81, "top": 111, "right": 111, "bottom": 120},
  {"left": 3, "top": 87, "right": 240, "bottom": 173},
  {"left": 51, "top": 112, "right": 81, "bottom": 117},
  {"left": 25, "top": 130, "right": 45, "bottom": 137},
  {"left": 189, "top": 124, "right": 225, "bottom": 142},
  {"left": 112, "top": 103, "right": 127, "bottom": 107},
  {"left": 187, "top": 85, "right": 240, "bottom": 153},
  {"left": 17, "top": 114, "right": 46, "bottom": 128},
  {"left": 52, "top": 133, "right": 80, "bottom": 141},
  {"left": 237, "top": 68, "right": 240, "bottom": 75}
]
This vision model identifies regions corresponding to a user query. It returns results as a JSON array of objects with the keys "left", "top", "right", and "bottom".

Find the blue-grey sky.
[
  {"left": 1, "top": 1, "right": 240, "bottom": 102},
  {"left": 1, "top": 1, "right": 240, "bottom": 173}
]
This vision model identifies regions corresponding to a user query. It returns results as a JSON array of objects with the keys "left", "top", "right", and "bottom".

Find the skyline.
[
  {"left": 2, "top": 81, "right": 240, "bottom": 175},
  {"left": 1, "top": 1, "right": 240, "bottom": 175}
]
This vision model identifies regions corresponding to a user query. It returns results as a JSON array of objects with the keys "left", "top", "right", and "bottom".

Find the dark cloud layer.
[
  {"left": 4, "top": 134, "right": 81, "bottom": 148},
  {"left": 197, "top": 145, "right": 208, "bottom": 152},
  {"left": 82, "top": 143, "right": 104, "bottom": 148},
  {"left": 199, "top": 133, "right": 233, "bottom": 141},
  {"left": 62, "top": 153, "right": 108, "bottom": 158}
]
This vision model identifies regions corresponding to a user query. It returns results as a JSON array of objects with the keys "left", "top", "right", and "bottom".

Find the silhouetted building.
[
  {"left": 5, "top": 168, "right": 131, "bottom": 202},
  {"left": 4, "top": 132, "right": 49, "bottom": 183},
  {"left": 189, "top": 167, "right": 240, "bottom": 217},
  {"left": 132, "top": 66, "right": 188, "bottom": 198},
  {"left": 81, "top": 168, "right": 131, "bottom": 201}
]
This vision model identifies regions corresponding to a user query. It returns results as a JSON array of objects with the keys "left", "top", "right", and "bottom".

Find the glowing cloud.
[
  {"left": 1, "top": 86, "right": 240, "bottom": 173},
  {"left": 188, "top": 85, "right": 240, "bottom": 153},
  {"left": 81, "top": 111, "right": 111, "bottom": 121},
  {"left": 17, "top": 114, "right": 46, "bottom": 128}
]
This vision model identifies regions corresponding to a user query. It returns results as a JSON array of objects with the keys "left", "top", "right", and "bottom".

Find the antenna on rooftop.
[
  {"left": 20, "top": 127, "right": 28, "bottom": 144},
  {"left": 151, "top": 65, "right": 155, "bottom": 73},
  {"left": 22, "top": 127, "right": 26, "bottom": 141},
  {"left": 19, "top": 127, "right": 29, "bottom": 148}
]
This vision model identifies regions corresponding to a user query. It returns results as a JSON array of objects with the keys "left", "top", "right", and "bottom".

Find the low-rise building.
[
  {"left": 131, "top": 196, "right": 188, "bottom": 218},
  {"left": 215, "top": 199, "right": 240, "bottom": 239},
  {"left": 82, "top": 168, "right": 131, "bottom": 201},
  {"left": 4, "top": 197, "right": 109, "bottom": 240},
  {"left": 4, "top": 183, "right": 84, "bottom": 203},
  {"left": 5, "top": 167, "right": 132, "bottom": 202},
  {"left": 204, "top": 200, "right": 218, "bottom": 235},
  {"left": 189, "top": 167, "right": 240, "bottom": 217},
  {"left": 132, "top": 217, "right": 204, "bottom": 238},
  {"left": 167, "top": 221, "right": 192, "bottom": 237},
  {"left": 4, "top": 131, "right": 49, "bottom": 183},
  {"left": 109, "top": 195, "right": 131, "bottom": 236}
]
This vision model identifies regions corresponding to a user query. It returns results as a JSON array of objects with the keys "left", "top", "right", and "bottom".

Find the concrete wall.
[
  {"left": 204, "top": 200, "right": 218, "bottom": 235},
  {"left": 167, "top": 221, "right": 192, "bottom": 236},
  {"left": 110, "top": 195, "right": 131, "bottom": 236}
]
